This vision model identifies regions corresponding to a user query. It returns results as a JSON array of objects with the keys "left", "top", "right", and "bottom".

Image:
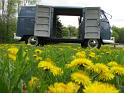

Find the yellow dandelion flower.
[
  {"left": 89, "top": 63, "right": 109, "bottom": 74},
  {"left": 50, "top": 66, "right": 63, "bottom": 76},
  {"left": 98, "top": 70, "right": 114, "bottom": 81},
  {"left": 107, "top": 61, "right": 119, "bottom": 67},
  {"left": 111, "top": 66, "right": 124, "bottom": 75},
  {"left": 47, "top": 82, "right": 79, "bottom": 93},
  {"left": 8, "top": 47, "right": 18, "bottom": 61},
  {"left": 38, "top": 61, "right": 54, "bottom": 70},
  {"left": 122, "top": 48, "right": 124, "bottom": 51},
  {"left": 8, "top": 47, "right": 18, "bottom": 55},
  {"left": 75, "top": 51, "right": 86, "bottom": 58},
  {"left": 38, "top": 61, "right": 63, "bottom": 76},
  {"left": 66, "top": 82, "right": 80, "bottom": 93},
  {"left": 35, "top": 56, "right": 42, "bottom": 61},
  {"left": 66, "top": 58, "right": 93, "bottom": 68},
  {"left": 89, "top": 52, "right": 95, "bottom": 58},
  {"left": 35, "top": 49, "right": 42, "bottom": 55},
  {"left": 47, "top": 82, "right": 67, "bottom": 93},
  {"left": 83, "top": 82, "right": 119, "bottom": 93},
  {"left": 33, "top": 54, "right": 37, "bottom": 58},
  {"left": 29, "top": 76, "right": 40, "bottom": 89},
  {"left": 8, "top": 54, "right": 16, "bottom": 61},
  {"left": 71, "top": 71, "right": 91, "bottom": 86}
]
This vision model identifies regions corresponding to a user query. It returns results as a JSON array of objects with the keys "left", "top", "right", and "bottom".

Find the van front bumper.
[
  {"left": 14, "top": 33, "right": 22, "bottom": 41},
  {"left": 102, "top": 37, "right": 115, "bottom": 44}
]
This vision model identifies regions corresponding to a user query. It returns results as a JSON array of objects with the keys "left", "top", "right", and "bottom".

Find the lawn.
[{"left": 0, "top": 44, "right": 124, "bottom": 93}]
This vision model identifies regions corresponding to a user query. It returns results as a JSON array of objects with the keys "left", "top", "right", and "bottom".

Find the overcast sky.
[{"left": 39, "top": 0, "right": 124, "bottom": 27}]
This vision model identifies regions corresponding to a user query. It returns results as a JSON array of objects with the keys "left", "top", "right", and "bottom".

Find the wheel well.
[
  {"left": 100, "top": 38, "right": 104, "bottom": 45},
  {"left": 21, "top": 35, "right": 32, "bottom": 41}
]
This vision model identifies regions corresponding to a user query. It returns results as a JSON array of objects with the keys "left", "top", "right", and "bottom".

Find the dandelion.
[
  {"left": 29, "top": 76, "right": 40, "bottom": 89},
  {"left": 47, "top": 82, "right": 67, "bottom": 93},
  {"left": 75, "top": 51, "right": 86, "bottom": 58},
  {"left": 38, "top": 61, "right": 54, "bottom": 70},
  {"left": 89, "top": 52, "right": 95, "bottom": 58},
  {"left": 8, "top": 47, "right": 18, "bottom": 61},
  {"left": 66, "top": 82, "right": 80, "bottom": 93},
  {"left": 98, "top": 70, "right": 114, "bottom": 81},
  {"left": 33, "top": 54, "right": 37, "bottom": 58},
  {"left": 35, "top": 49, "right": 42, "bottom": 55},
  {"left": 110, "top": 66, "right": 124, "bottom": 75},
  {"left": 107, "top": 61, "right": 119, "bottom": 67},
  {"left": 71, "top": 71, "right": 91, "bottom": 86},
  {"left": 89, "top": 63, "right": 109, "bottom": 74},
  {"left": 66, "top": 58, "right": 93, "bottom": 68},
  {"left": 38, "top": 61, "right": 63, "bottom": 76},
  {"left": 46, "top": 82, "right": 79, "bottom": 93},
  {"left": 33, "top": 54, "right": 42, "bottom": 61},
  {"left": 8, "top": 47, "right": 18, "bottom": 55},
  {"left": 50, "top": 66, "right": 63, "bottom": 76},
  {"left": 83, "top": 82, "right": 119, "bottom": 93},
  {"left": 35, "top": 56, "right": 42, "bottom": 61}
]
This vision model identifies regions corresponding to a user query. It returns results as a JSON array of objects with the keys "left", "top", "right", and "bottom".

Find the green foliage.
[
  {"left": 0, "top": 2, "right": 1, "bottom": 9},
  {"left": 62, "top": 25, "right": 78, "bottom": 38},
  {"left": 55, "top": 17, "right": 64, "bottom": 38},
  {"left": 62, "top": 27, "right": 70, "bottom": 37},
  {"left": 0, "top": 0, "right": 17, "bottom": 43},
  {"left": 0, "top": 0, "right": 38, "bottom": 44},
  {"left": 112, "top": 26, "right": 124, "bottom": 43},
  {"left": 0, "top": 44, "right": 124, "bottom": 93},
  {"left": 55, "top": 17, "right": 78, "bottom": 38}
]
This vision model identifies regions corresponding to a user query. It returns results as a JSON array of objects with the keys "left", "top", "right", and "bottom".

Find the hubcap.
[
  {"left": 87, "top": 39, "right": 99, "bottom": 48},
  {"left": 28, "top": 36, "right": 38, "bottom": 45}
]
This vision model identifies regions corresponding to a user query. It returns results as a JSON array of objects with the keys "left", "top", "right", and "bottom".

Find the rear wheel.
[
  {"left": 27, "top": 36, "right": 39, "bottom": 46},
  {"left": 87, "top": 39, "right": 101, "bottom": 48}
]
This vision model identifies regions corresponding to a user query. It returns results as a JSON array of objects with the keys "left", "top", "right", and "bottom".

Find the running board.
[{"left": 102, "top": 40, "right": 115, "bottom": 44}]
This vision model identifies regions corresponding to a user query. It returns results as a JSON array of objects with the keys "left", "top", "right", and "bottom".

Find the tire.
[
  {"left": 81, "top": 40, "right": 88, "bottom": 48},
  {"left": 25, "top": 40, "right": 28, "bottom": 44},
  {"left": 81, "top": 39, "right": 101, "bottom": 49},
  {"left": 27, "top": 36, "right": 39, "bottom": 46}
]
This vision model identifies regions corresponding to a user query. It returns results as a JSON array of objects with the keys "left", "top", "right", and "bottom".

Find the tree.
[
  {"left": 62, "top": 25, "right": 78, "bottom": 38},
  {"left": 112, "top": 26, "right": 124, "bottom": 43},
  {"left": 62, "top": 27, "right": 69, "bottom": 37},
  {"left": 6, "top": 0, "right": 17, "bottom": 42},
  {"left": 0, "top": 0, "right": 38, "bottom": 43},
  {"left": 55, "top": 16, "right": 64, "bottom": 38}
]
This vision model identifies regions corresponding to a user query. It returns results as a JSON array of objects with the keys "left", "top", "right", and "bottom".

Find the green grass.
[{"left": 0, "top": 44, "right": 124, "bottom": 93}]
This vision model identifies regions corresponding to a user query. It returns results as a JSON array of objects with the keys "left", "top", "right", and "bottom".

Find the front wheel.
[{"left": 81, "top": 39, "right": 101, "bottom": 49}]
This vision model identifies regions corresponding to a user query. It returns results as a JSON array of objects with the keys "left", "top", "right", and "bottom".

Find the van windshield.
[
  {"left": 100, "top": 10, "right": 108, "bottom": 20},
  {"left": 101, "top": 10, "right": 112, "bottom": 20}
]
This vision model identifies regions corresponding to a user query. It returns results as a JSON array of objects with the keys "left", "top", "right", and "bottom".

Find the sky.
[{"left": 38, "top": 0, "right": 124, "bottom": 27}]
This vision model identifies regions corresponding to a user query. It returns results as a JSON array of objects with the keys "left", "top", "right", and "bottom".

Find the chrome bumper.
[
  {"left": 102, "top": 37, "right": 115, "bottom": 44},
  {"left": 14, "top": 33, "right": 22, "bottom": 40}
]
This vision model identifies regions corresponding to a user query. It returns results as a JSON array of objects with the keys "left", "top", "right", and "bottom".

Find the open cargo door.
[
  {"left": 34, "top": 5, "right": 52, "bottom": 37},
  {"left": 84, "top": 7, "right": 100, "bottom": 39}
]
